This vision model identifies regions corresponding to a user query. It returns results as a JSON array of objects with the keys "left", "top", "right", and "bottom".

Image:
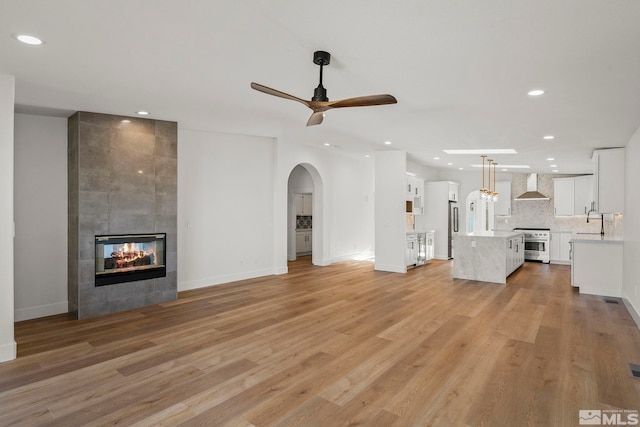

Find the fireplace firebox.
[{"left": 95, "top": 233, "right": 167, "bottom": 286}]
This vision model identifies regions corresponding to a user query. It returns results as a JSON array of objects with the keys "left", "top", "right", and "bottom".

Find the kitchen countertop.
[
  {"left": 407, "top": 230, "right": 435, "bottom": 234},
  {"left": 462, "top": 230, "right": 524, "bottom": 239},
  {"left": 570, "top": 234, "right": 623, "bottom": 244}
]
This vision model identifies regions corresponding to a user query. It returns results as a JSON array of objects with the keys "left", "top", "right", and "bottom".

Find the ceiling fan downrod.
[{"left": 312, "top": 50, "right": 330, "bottom": 102}]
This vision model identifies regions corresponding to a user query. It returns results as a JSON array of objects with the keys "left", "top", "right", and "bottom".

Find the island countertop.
[{"left": 463, "top": 230, "right": 524, "bottom": 239}]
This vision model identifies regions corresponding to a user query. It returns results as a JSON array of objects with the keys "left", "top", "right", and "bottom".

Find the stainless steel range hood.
[{"left": 514, "top": 174, "right": 550, "bottom": 201}]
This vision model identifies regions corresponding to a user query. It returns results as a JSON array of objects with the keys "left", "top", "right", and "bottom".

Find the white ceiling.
[{"left": 3, "top": 0, "right": 640, "bottom": 174}]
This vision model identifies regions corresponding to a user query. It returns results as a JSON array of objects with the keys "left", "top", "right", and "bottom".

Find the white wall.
[
  {"left": 623, "top": 124, "right": 640, "bottom": 324},
  {"left": 0, "top": 75, "right": 16, "bottom": 362},
  {"left": 274, "top": 137, "right": 375, "bottom": 272},
  {"left": 178, "top": 128, "right": 375, "bottom": 289},
  {"left": 177, "top": 128, "right": 276, "bottom": 291},
  {"left": 14, "top": 114, "right": 68, "bottom": 321},
  {"left": 328, "top": 154, "right": 375, "bottom": 262},
  {"left": 374, "top": 151, "right": 407, "bottom": 272}
]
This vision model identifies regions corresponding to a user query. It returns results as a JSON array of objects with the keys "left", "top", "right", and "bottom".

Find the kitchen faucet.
[{"left": 586, "top": 209, "right": 605, "bottom": 236}]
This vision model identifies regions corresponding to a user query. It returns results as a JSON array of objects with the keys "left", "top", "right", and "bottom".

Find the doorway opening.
[{"left": 287, "top": 163, "right": 323, "bottom": 265}]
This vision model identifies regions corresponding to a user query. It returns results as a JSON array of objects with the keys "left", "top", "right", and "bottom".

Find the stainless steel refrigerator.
[{"left": 448, "top": 201, "right": 459, "bottom": 259}]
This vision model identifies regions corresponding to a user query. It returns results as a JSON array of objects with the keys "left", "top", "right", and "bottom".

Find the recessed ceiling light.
[
  {"left": 502, "top": 168, "right": 508, "bottom": 172},
  {"left": 384, "top": 141, "right": 392, "bottom": 145},
  {"left": 13, "top": 34, "right": 43, "bottom": 45},
  {"left": 138, "top": 170, "right": 143, "bottom": 174},
  {"left": 458, "top": 167, "right": 463, "bottom": 170},
  {"left": 443, "top": 149, "right": 517, "bottom": 155},
  {"left": 528, "top": 89, "right": 545, "bottom": 96},
  {"left": 471, "top": 164, "right": 530, "bottom": 169},
  {"left": 136, "top": 111, "right": 149, "bottom": 116},
  {"left": 324, "top": 143, "right": 330, "bottom": 146},
  {"left": 447, "top": 162, "right": 453, "bottom": 166},
  {"left": 552, "top": 170, "right": 559, "bottom": 173},
  {"left": 550, "top": 164, "right": 557, "bottom": 167},
  {"left": 121, "top": 119, "right": 131, "bottom": 123},
  {"left": 543, "top": 135, "right": 555, "bottom": 140},
  {"left": 547, "top": 157, "right": 554, "bottom": 161},
  {"left": 364, "top": 154, "right": 370, "bottom": 158},
  {"left": 434, "top": 157, "right": 440, "bottom": 160}
]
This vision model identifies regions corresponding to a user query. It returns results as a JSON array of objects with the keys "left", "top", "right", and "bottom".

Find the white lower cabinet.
[
  {"left": 425, "top": 232, "right": 435, "bottom": 261},
  {"left": 406, "top": 234, "right": 418, "bottom": 266},
  {"left": 550, "top": 232, "right": 572, "bottom": 264},
  {"left": 296, "top": 230, "right": 312, "bottom": 255},
  {"left": 505, "top": 235, "right": 525, "bottom": 276}
]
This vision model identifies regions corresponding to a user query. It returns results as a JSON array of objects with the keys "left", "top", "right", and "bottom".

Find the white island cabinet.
[{"left": 453, "top": 231, "right": 524, "bottom": 284}]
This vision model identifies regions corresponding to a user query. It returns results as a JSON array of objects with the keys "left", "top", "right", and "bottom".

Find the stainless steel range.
[{"left": 514, "top": 228, "right": 550, "bottom": 263}]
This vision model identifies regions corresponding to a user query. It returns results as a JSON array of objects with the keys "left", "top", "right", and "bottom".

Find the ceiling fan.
[{"left": 251, "top": 51, "right": 397, "bottom": 126}]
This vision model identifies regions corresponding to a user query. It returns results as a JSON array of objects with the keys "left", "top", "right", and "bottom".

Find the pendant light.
[
  {"left": 487, "top": 159, "right": 493, "bottom": 201},
  {"left": 492, "top": 161, "right": 499, "bottom": 202},
  {"left": 480, "top": 155, "right": 488, "bottom": 199}
]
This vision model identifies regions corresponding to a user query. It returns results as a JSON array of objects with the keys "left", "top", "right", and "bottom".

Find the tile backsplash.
[
  {"left": 296, "top": 215, "right": 312, "bottom": 230},
  {"left": 494, "top": 174, "right": 623, "bottom": 237}
]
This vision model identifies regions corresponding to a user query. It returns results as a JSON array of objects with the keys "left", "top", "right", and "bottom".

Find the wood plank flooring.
[{"left": 2, "top": 258, "right": 640, "bottom": 426}]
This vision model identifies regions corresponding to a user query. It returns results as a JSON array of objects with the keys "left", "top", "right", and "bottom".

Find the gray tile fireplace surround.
[{"left": 68, "top": 112, "right": 178, "bottom": 319}]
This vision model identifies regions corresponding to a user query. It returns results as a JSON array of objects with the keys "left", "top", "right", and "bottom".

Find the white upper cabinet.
[
  {"left": 494, "top": 181, "right": 512, "bottom": 216},
  {"left": 573, "top": 175, "right": 592, "bottom": 215},
  {"left": 592, "top": 148, "right": 625, "bottom": 213},
  {"left": 448, "top": 182, "right": 459, "bottom": 202},
  {"left": 407, "top": 176, "right": 424, "bottom": 214},
  {"left": 553, "top": 178, "right": 575, "bottom": 216},
  {"left": 295, "top": 193, "right": 312, "bottom": 215},
  {"left": 553, "top": 175, "right": 595, "bottom": 217}
]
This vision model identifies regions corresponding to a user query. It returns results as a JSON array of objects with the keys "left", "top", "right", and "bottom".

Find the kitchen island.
[
  {"left": 571, "top": 234, "right": 623, "bottom": 297},
  {"left": 453, "top": 231, "right": 525, "bottom": 284}
]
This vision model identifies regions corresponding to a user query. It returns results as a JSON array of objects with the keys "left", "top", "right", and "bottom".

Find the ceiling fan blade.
[
  {"left": 327, "top": 94, "right": 397, "bottom": 109},
  {"left": 250, "top": 82, "right": 311, "bottom": 107},
  {"left": 306, "top": 112, "right": 324, "bottom": 126}
]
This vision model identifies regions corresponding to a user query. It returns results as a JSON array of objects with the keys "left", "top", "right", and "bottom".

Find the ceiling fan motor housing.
[{"left": 313, "top": 50, "right": 330, "bottom": 66}]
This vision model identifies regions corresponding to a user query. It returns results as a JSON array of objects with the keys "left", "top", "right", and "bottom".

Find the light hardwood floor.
[{"left": 2, "top": 258, "right": 639, "bottom": 426}]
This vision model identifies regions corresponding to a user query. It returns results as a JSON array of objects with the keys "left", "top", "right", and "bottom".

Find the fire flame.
[{"left": 111, "top": 242, "right": 152, "bottom": 267}]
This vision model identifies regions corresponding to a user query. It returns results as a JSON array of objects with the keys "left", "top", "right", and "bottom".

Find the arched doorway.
[{"left": 287, "top": 163, "right": 324, "bottom": 265}]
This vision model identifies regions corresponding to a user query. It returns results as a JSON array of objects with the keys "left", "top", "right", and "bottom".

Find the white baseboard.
[
  {"left": 14, "top": 301, "right": 68, "bottom": 322},
  {"left": 0, "top": 340, "right": 16, "bottom": 363},
  {"left": 374, "top": 263, "right": 407, "bottom": 273},
  {"left": 331, "top": 251, "right": 375, "bottom": 264},
  {"left": 178, "top": 268, "right": 274, "bottom": 292},
  {"left": 623, "top": 298, "right": 640, "bottom": 329}
]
